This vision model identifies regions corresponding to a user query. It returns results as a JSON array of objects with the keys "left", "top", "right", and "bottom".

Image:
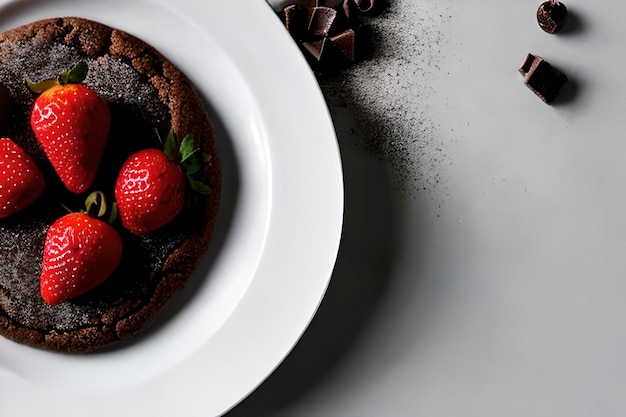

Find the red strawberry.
[
  {"left": 115, "top": 148, "right": 185, "bottom": 235},
  {"left": 40, "top": 193, "right": 122, "bottom": 305},
  {"left": 114, "top": 130, "right": 211, "bottom": 235},
  {"left": 28, "top": 62, "right": 110, "bottom": 194},
  {"left": 0, "top": 138, "right": 45, "bottom": 218}
]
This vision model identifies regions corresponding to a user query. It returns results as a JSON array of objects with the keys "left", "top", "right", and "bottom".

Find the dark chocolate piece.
[
  {"left": 284, "top": 4, "right": 311, "bottom": 39},
  {"left": 309, "top": 7, "right": 338, "bottom": 37},
  {"left": 537, "top": 1, "right": 568, "bottom": 34},
  {"left": 519, "top": 53, "right": 568, "bottom": 103},
  {"left": 330, "top": 29, "right": 356, "bottom": 61},
  {"left": 281, "top": 0, "right": 381, "bottom": 72},
  {"left": 303, "top": 38, "right": 329, "bottom": 61}
]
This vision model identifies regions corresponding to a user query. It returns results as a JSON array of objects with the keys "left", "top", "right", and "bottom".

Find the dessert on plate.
[{"left": 0, "top": 17, "right": 221, "bottom": 352}]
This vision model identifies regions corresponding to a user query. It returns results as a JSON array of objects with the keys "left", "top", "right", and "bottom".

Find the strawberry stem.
[
  {"left": 84, "top": 191, "right": 117, "bottom": 224},
  {"left": 85, "top": 191, "right": 108, "bottom": 218},
  {"left": 59, "top": 61, "right": 88, "bottom": 85},
  {"left": 108, "top": 202, "right": 118, "bottom": 225}
]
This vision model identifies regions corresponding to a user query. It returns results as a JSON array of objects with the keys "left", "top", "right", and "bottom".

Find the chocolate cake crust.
[{"left": 0, "top": 17, "right": 221, "bottom": 352}]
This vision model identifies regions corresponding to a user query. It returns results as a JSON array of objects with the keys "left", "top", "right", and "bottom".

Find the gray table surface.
[{"left": 228, "top": 0, "right": 626, "bottom": 415}]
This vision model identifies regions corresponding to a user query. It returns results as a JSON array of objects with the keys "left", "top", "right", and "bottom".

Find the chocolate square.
[{"left": 519, "top": 53, "right": 568, "bottom": 103}]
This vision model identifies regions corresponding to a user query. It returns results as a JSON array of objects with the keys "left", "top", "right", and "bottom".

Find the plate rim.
[{"left": 0, "top": 0, "right": 343, "bottom": 415}]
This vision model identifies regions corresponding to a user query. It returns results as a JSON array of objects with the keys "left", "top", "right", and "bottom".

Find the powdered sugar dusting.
[
  {"left": 0, "top": 40, "right": 82, "bottom": 87},
  {"left": 86, "top": 58, "right": 163, "bottom": 114},
  {"left": 0, "top": 26, "right": 171, "bottom": 332}
]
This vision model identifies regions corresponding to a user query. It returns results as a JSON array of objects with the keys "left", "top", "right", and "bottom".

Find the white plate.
[{"left": 0, "top": 0, "right": 343, "bottom": 415}]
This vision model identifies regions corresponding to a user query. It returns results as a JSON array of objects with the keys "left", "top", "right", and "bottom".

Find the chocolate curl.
[
  {"left": 342, "top": 0, "right": 357, "bottom": 21},
  {"left": 343, "top": 0, "right": 382, "bottom": 18},
  {"left": 351, "top": 0, "right": 376, "bottom": 13},
  {"left": 302, "top": 0, "right": 381, "bottom": 14}
]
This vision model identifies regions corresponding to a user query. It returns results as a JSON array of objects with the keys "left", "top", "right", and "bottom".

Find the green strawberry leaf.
[
  {"left": 163, "top": 129, "right": 212, "bottom": 197},
  {"left": 163, "top": 130, "right": 179, "bottom": 162},
  {"left": 61, "top": 61, "right": 88, "bottom": 85},
  {"left": 182, "top": 154, "right": 201, "bottom": 176},
  {"left": 179, "top": 132, "right": 199, "bottom": 163},
  {"left": 187, "top": 175, "right": 212, "bottom": 195}
]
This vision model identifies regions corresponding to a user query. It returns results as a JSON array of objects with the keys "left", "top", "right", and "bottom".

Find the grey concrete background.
[{"left": 228, "top": 0, "right": 626, "bottom": 416}]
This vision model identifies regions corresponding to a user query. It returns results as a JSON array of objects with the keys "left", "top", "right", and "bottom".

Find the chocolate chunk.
[
  {"left": 284, "top": 4, "right": 311, "bottom": 39},
  {"left": 303, "top": 38, "right": 329, "bottom": 61},
  {"left": 309, "top": 7, "right": 338, "bottom": 37},
  {"left": 330, "top": 29, "right": 356, "bottom": 61},
  {"left": 519, "top": 53, "right": 568, "bottom": 103},
  {"left": 281, "top": 0, "right": 382, "bottom": 73},
  {"left": 537, "top": 1, "right": 568, "bottom": 34}
]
